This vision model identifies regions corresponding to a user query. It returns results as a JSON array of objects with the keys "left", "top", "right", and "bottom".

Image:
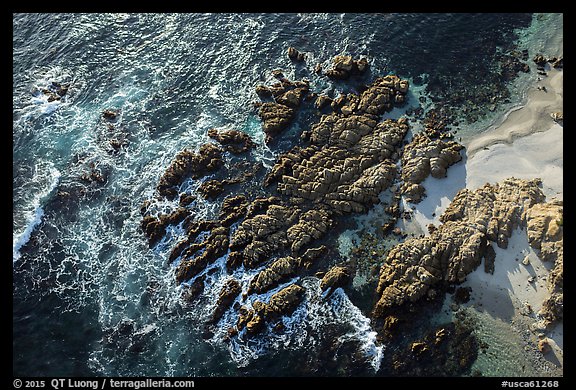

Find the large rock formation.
[
  {"left": 156, "top": 143, "right": 224, "bottom": 199},
  {"left": 144, "top": 59, "right": 473, "bottom": 341},
  {"left": 320, "top": 265, "right": 352, "bottom": 296},
  {"left": 255, "top": 74, "right": 310, "bottom": 143},
  {"left": 373, "top": 178, "right": 549, "bottom": 317},
  {"left": 525, "top": 200, "right": 563, "bottom": 327},
  {"left": 237, "top": 284, "right": 306, "bottom": 335},
  {"left": 324, "top": 55, "right": 369, "bottom": 80},
  {"left": 400, "top": 133, "right": 464, "bottom": 203},
  {"left": 207, "top": 128, "right": 255, "bottom": 154}
]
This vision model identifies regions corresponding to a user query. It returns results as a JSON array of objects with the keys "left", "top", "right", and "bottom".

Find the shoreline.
[
  {"left": 460, "top": 66, "right": 563, "bottom": 371},
  {"left": 465, "top": 67, "right": 563, "bottom": 160},
  {"left": 404, "top": 58, "right": 563, "bottom": 374}
]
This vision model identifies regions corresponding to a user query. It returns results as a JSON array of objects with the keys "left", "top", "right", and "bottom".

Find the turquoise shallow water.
[{"left": 13, "top": 13, "right": 562, "bottom": 377}]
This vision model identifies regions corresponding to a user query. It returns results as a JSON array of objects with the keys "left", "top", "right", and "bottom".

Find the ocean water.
[{"left": 13, "top": 13, "right": 562, "bottom": 377}]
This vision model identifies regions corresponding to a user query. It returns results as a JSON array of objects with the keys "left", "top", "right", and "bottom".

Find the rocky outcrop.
[
  {"left": 144, "top": 59, "right": 415, "bottom": 340},
  {"left": 533, "top": 54, "right": 563, "bottom": 69},
  {"left": 287, "top": 46, "right": 306, "bottom": 62},
  {"left": 229, "top": 203, "right": 299, "bottom": 269},
  {"left": 157, "top": 143, "right": 224, "bottom": 199},
  {"left": 373, "top": 178, "right": 547, "bottom": 317},
  {"left": 400, "top": 133, "right": 464, "bottom": 203},
  {"left": 255, "top": 75, "right": 310, "bottom": 143},
  {"left": 320, "top": 265, "right": 351, "bottom": 296},
  {"left": 525, "top": 200, "right": 563, "bottom": 327},
  {"left": 175, "top": 225, "right": 230, "bottom": 284},
  {"left": 257, "top": 102, "right": 296, "bottom": 142},
  {"left": 140, "top": 207, "right": 190, "bottom": 247},
  {"left": 324, "top": 55, "right": 369, "bottom": 80},
  {"left": 550, "top": 112, "right": 563, "bottom": 124},
  {"left": 211, "top": 279, "right": 242, "bottom": 324},
  {"left": 207, "top": 128, "right": 255, "bottom": 154},
  {"left": 248, "top": 256, "right": 300, "bottom": 294},
  {"left": 237, "top": 284, "right": 306, "bottom": 335},
  {"left": 276, "top": 118, "right": 408, "bottom": 214},
  {"left": 197, "top": 179, "right": 225, "bottom": 199},
  {"left": 262, "top": 283, "right": 306, "bottom": 319}
]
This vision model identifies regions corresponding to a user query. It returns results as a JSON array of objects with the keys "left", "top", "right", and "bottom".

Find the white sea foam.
[
  {"left": 13, "top": 163, "right": 61, "bottom": 263},
  {"left": 209, "top": 274, "right": 384, "bottom": 372}
]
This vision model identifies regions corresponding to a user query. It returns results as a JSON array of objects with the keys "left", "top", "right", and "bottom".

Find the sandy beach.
[
  {"left": 464, "top": 63, "right": 564, "bottom": 375},
  {"left": 466, "top": 67, "right": 563, "bottom": 200},
  {"left": 403, "top": 57, "right": 563, "bottom": 374},
  {"left": 462, "top": 64, "right": 563, "bottom": 372}
]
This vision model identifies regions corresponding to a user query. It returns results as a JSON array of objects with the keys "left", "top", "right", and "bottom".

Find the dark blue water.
[{"left": 13, "top": 13, "right": 554, "bottom": 377}]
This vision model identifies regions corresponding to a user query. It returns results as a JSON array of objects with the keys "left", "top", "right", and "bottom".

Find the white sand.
[
  {"left": 466, "top": 67, "right": 563, "bottom": 158},
  {"left": 461, "top": 67, "right": 563, "bottom": 369},
  {"left": 401, "top": 65, "right": 564, "bottom": 371},
  {"left": 466, "top": 67, "right": 563, "bottom": 200},
  {"left": 466, "top": 123, "right": 563, "bottom": 200}
]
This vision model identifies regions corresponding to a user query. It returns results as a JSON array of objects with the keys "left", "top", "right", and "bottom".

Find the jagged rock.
[
  {"left": 382, "top": 315, "right": 400, "bottom": 338},
  {"left": 287, "top": 209, "right": 332, "bottom": 253},
  {"left": 314, "top": 94, "right": 332, "bottom": 110},
  {"left": 248, "top": 256, "right": 299, "bottom": 294},
  {"left": 400, "top": 133, "right": 464, "bottom": 203},
  {"left": 549, "top": 56, "right": 563, "bottom": 69},
  {"left": 533, "top": 54, "right": 563, "bottom": 69},
  {"left": 207, "top": 128, "right": 255, "bottom": 154},
  {"left": 526, "top": 200, "right": 563, "bottom": 327},
  {"left": 258, "top": 102, "right": 295, "bottom": 142},
  {"left": 179, "top": 193, "right": 196, "bottom": 206},
  {"left": 181, "top": 275, "right": 206, "bottom": 305},
  {"left": 533, "top": 54, "right": 548, "bottom": 66},
  {"left": 550, "top": 112, "right": 563, "bottom": 123},
  {"left": 410, "top": 341, "right": 428, "bottom": 355},
  {"left": 276, "top": 86, "right": 309, "bottom": 108},
  {"left": 211, "top": 279, "right": 242, "bottom": 324},
  {"left": 175, "top": 225, "right": 229, "bottom": 284},
  {"left": 264, "top": 284, "right": 306, "bottom": 319},
  {"left": 356, "top": 75, "right": 408, "bottom": 115},
  {"left": 197, "top": 179, "right": 225, "bottom": 199},
  {"left": 525, "top": 200, "right": 563, "bottom": 261},
  {"left": 324, "top": 55, "right": 369, "bottom": 80},
  {"left": 157, "top": 143, "right": 224, "bottom": 199},
  {"left": 102, "top": 109, "right": 120, "bottom": 121},
  {"left": 140, "top": 207, "right": 189, "bottom": 247},
  {"left": 245, "top": 284, "right": 306, "bottom": 335},
  {"left": 219, "top": 195, "right": 249, "bottom": 226},
  {"left": 537, "top": 338, "right": 552, "bottom": 354},
  {"left": 373, "top": 178, "right": 549, "bottom": 318},
  {"left": 287, "top": 46, "right": 306, "bottom": 61},
  {"left": 256, "top": 76, "right": 310, "bottom": 142},
  {"left": 277, "top": 117, "right": 408, "bottom": 215},
  {"left": 320, "top": 265, "right": 351, "bottom": 295},
  {"left": 246, "top": 315, "right": 265, "bottom": 334},
  {"left": 300, "top": 245, "right": 328, "bottom": 267},
  {"left": 229, "top": 204, "right": 299, "bottom": 268}
]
